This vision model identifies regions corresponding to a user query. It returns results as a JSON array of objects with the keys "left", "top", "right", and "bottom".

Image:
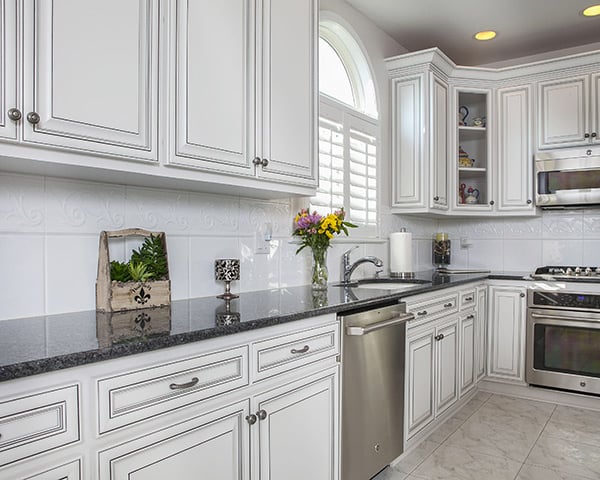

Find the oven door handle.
[{"left": 530, "top": 312, "right": 581, "bottom": 322}]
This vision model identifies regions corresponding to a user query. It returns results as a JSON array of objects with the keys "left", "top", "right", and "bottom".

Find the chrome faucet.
[{"left": 341, "top": 246, "right": 384, "bottom": 285}]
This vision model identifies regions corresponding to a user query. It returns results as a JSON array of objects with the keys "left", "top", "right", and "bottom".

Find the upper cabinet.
[
  {"left": 22, "top": 0, "right": 159, "bottom": 160},
  {"left": 538, "top": 74, "right": 600, "bottom": 149},
  {"left": 0, "top": 0, "right": 317, "bottom": 198},
  {"left": 388, "top": 51, "right": 450, "bottom": 214}
]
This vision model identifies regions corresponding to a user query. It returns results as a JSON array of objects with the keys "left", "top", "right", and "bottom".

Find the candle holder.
[
  {"left": 215, "top": 258, "right": 240, "bottom": 300},
  {"left": 215, "top": 298, "right": 241, "bottom": 326}
]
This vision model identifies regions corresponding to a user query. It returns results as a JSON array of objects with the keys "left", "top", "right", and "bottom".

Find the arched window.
[{"left": 312, "top": 18, "right": 379, "bottom": 235}]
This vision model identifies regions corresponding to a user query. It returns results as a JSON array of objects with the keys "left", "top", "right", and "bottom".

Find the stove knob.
[
  {"left": 596, "top": 268, "right": 600, "bottom": 275},
  {"left": 585, "top": 267, "right": 593, "bottom": 276},
  {"left": 566, "top": 267, "right": 573, "bottom": 275},
  {"left": 574, "top": 266, "right": 582, "bottom": 275}
]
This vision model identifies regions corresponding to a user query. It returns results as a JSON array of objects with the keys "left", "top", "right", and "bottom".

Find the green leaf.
[{"left": 110, "top": 261, "right": 132, "bottom": 282}]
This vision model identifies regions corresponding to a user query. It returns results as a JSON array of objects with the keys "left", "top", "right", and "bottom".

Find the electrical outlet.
[{"left": 254, "top": 231, "right": 270, "bottom": 254}]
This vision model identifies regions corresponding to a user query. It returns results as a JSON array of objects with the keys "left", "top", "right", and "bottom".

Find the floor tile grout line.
[{"left": 519, "top": 402, "right": 557, "bottom": 476}]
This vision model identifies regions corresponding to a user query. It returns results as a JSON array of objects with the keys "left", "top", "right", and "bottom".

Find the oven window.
[
  {"left": 533, "top": 324, "right": 600, "bottom": 377},
  {"left": 538, "top": 169, "right": 600, "bottom": 194}
]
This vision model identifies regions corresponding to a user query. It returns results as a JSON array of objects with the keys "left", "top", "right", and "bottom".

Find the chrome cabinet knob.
[
  {"left": 252, "top": 156, "right": 262, "bottom": 166},
  {"left": 246, "top": 414, "right": 258, "bottom": 425},
  {"left": 489, "top": 200, "right": 495, "bottom": 206},
  {"left": 26, "top": 112, "right": 40, "bottom": 125},
  {"left": 520, "top": 292, "right": 525, "bottom": 298},
  {"left": 526, "top": 199, "right": 532, "bottom": 204},
  {"left": 585, "top": 133, "right": 590, "bottom": 138},
  {"left": 592, "top": 132, "right": 597, "bottom": 138},
  {"left": 433, "top": 196, "right": 440, "bottom": 202},
  {"left": 261, "top": 158, "right": 269, "bottom": 167},
  {"left": 7, "top": 108, "right": 22, "bottom": 121},
  {"left": 257, "top": 409, "right": 267, "bottom": 420}
]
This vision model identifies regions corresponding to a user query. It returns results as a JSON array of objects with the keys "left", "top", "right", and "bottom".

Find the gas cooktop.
[{"left": 531, "top": 266, "right": 600, "bottom": 281}]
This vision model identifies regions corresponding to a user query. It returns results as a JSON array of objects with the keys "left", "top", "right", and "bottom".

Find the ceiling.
[{"left": 344, "top": 0, "right": 600, "bottom": 66}]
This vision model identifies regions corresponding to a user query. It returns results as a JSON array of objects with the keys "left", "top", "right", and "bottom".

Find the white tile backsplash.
[{"left": 3, "top": 173, "right": 600, "bottom": 320}]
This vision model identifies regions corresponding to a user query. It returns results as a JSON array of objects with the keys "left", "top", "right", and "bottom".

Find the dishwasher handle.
[{"left": 345, "top": 312, "right": 414, "bottom": 336}]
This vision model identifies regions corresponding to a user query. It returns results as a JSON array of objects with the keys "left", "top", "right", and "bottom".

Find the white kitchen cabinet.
[
  {"left": 0, "top": 0, "right": 18, "bottom": 141},
  {"left": 487, "top": 284, "right": 527, "bottom": 383},
  {"left": 475, "top": 285, "right": 487, "bottom": 381},
  {"left": 406, "top": 316, "right": 458, "bottom": 438},
  {"left": 21, "top": 0, "right": 159, "bottom": 160},
  {"left": 168, "top": 0, "right": 317, "bottom": 187},
  {"left": 459, "top": 311, "right": 476, "bottom": 396},
  {"left": 253, "top": 368, "right": 338, "bottom": 480},
  {"left": 538, "top": 74, "right": 600, "bottom": 149},
  {"left": 388, "top": 58, "right": 450, "bottom": 213},
  {"left": 496, "top": 85, "right": 534, "bottom": 212},
  {"left": 23, "top": 460, "right": 81, "bottom": 480}
]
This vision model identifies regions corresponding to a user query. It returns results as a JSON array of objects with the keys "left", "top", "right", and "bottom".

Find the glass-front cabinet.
[{"left": 453, "top": 88, "right": 493, "bottom": 212}]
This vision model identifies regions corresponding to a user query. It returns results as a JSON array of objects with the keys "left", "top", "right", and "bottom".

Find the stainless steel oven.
[{"left": 526, "top": 285, "right": 600, "bottom": 396}]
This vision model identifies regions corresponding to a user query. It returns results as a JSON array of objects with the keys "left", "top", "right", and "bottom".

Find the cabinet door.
[
  {"left": 406, "top": 326, "right": 435, "bottom": 437},
  {"left": 254, "top": 368, "right": 338, "bottom": 480},
  {"left": 488, "top": 286, "right": 526, "bottom": 382},
  {"left": 256, "top": 0, "right": 317, "bottom": 186},
  {"left": 430, "top": 73, "right": 449, "bottom": 210},
  {"left": 435, "top": 319, "right": 459, "bottom": 414},
  {"left": 392, "top": 75, "right": 424, "bottom": 209},
  {"left": 475, "top": 286, "right": 487, "bottom": 381},
  {"left": 98, "top": 401, "right": 249, "bottom": 480},
  {"left": 459, "top": 312, "right": 476, "bottom": 396},
  {"left": 497, "top": 85, "right": 534, "bottom": 211},
  {"left": 593, "top": 73, "right": 600, "bottom": 144},
  {"left": 538, "top": 76, "right": 589, "bottom": 149},
  {"left": 169, "top": 0, "right": 255, "bottom": 176},
  {"left": 22, "top": 0, "right": 158, "bottom": 160},
  {"left": 23, "top": 459, "right": 81, "bottom": 480},
  {"left": 0, "top": 0, "right": 17, "bottom": 141}
]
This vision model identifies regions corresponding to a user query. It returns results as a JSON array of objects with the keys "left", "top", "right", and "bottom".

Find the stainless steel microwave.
[{"left": 535, "top": 147, "right": 600, "bottom": 208}]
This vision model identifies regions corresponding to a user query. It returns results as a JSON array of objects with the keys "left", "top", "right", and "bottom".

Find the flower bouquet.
[{"left": 293, "top": 208, "right": 356, "bottom": 289}]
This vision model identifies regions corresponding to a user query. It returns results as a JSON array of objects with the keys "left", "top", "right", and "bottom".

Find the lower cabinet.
[
  {"left": 459, "top": 311, "right": 476, "bottom": 396},
  {"left": 475, "top": 286, "right": 487, "bottom": 381},
  {"left": 487, "top": 284, "right": 527, "bottom": 383},
  {"left": 406, "top": 316, "right": 459, "bottom": 438}
]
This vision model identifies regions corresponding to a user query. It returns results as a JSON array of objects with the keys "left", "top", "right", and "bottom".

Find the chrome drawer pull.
[
  {"left": 444, "top": 302, "right": 453, "bottom": 308},
  {"left": 169, "top": 377, "right": 199, "bottom": 390},
  {"left": 464, "top": 296, "right": 474, "bottom": 302},
  {"left": 291, "top": 345, "right": 310, "bottom": 354},
  {"left": 466, "top": 314, "right": 474, "bottom": 319},
  {"left": 417, "top": 310, "right": 428, "bottom": 316}
]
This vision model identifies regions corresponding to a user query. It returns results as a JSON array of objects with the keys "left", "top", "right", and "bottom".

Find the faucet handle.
[{"left": 342, "top": 245, "right": 359, "bottom": 260}]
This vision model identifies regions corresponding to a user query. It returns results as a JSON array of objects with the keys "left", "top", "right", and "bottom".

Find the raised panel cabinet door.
[
  {"left": 488, "top": 286, "right": 526, "bottom": 382},
  {"left": 435, "top": 319, "right": 459, "bottom": 414},
  {"left": 405, "top": 327, "right": 435, "bottom": 437},
  {"left": 169, "top": 0, "right": 255, "bottom": 176},
  {"left": 22, "top": 0, "right": 158, "bottom": 160},
  {"left": 0, "top": 0, "right": 18, "bottom": 141},
  {"left": 459, "top": 312, "right": 476, "bottom": 396},
  {"left": 538, "top": 76, "right": 589, "bottom": 149},
  {"left": 475, "top": 286, "right": 487, "bottom": 381},
  {"left": 430, "top": 73, "right": 449, "bottom": 210},
  {"left": 21, "top": 459, "right": 81, "bottom": 479},
  {"left": 593, "top": 73, "right": 600, "bottom": 144},
  {"left": 254, "top": 369, "right": 338, "bottom": 480},
  {"left": 392, "top": 75, "right": 424, "bottom": 208},
  {"left": 257, "top": 0, "right": 317, "bottom": 186},
  {"left": 98, "top": 401, "right": 249, "bottom": 480},
  {"left": 497, "top": 85, "right": 534, "bottom": 211}
]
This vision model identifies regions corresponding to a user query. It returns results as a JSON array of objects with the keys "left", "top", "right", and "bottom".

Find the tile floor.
[{"left": 373, "top": 391, "right": 600, "bottom": 480}]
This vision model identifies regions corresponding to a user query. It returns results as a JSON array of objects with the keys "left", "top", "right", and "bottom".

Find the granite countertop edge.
[{"left": 0, "top": 271, "right": 531, "bottom": 382}]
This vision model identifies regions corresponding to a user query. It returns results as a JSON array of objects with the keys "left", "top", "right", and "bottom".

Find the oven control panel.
[{"left": 531, "top": 291, "right": 600, "bottom": 311}]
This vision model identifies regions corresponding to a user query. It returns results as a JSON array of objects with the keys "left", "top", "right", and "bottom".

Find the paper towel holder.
[{"left": 390, "top": 227, "right": 415, "bottom": 279}]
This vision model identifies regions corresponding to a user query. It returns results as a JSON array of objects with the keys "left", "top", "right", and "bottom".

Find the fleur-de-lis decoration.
[
  {"left": 134, "top": 287, "right": 151, "bottom": 305},
  {"left": 134, "top": 312, "right": 151, "bottom": 331}
]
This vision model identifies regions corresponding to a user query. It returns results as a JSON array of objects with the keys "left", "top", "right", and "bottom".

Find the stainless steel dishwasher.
[{"left": 339, "top": 302, "right": 414, "bottom": 480}]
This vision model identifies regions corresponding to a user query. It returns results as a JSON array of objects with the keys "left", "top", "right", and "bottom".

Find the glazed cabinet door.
[
  {"left": 430, "top": 73, "right": 449, "bottom": 210},
  {"left": 98, "top": 401, "right": 249, "bottom": 479},
  {"left": 475, "top": 286, "right": 487, "bottom": 381},
  {"left": 435, "top": 318, "right": 459, "bottom": 415},
  {"left": 593, "top": 73, "right": 600, "bottom": 144},
  {"left": 496, "top": 85, "right": 534, "bottom": 212},
  {"left": 0, "top": 0, "right": 18, "bottom": 141},
  {"left": 459, "top": 312, "right": 476, "bottom": 396},
  {"left": 256, "top": 0, "right": 317, "bottom": 186},
  {"left": 22, "top": 0, "right": 158, "bottom": 160},
  {"left": 538, "top": 75, "right": 589, "bottom": 149},
  {"left": 168, "top": 0, "right": 255, "bottom": 176},
  {"left": 405, "top": 326, "right": 435, "bottom": 437},
  {"left": 253, "top": 368, "right": 338, "bottom": 480},
  {"left": 487, "top": 285, "right": 527, "bottom": 383}
]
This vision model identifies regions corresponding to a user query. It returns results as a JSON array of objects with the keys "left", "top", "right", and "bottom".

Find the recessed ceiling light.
[
  {"left": 583, "top": 4, "right": 600, "bottom": 16},
  {"left": 474, "top": 30, "right": 497, "bottom": 41}
]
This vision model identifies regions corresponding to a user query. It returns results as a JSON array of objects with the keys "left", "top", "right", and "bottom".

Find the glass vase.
[{"left": 311, "top": 246, "right": 329, "bottom": 290}]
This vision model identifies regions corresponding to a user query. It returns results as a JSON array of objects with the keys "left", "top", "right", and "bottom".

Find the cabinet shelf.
[
  {"left": 458, "top": 125, "right": 486, "bottom": 131},
  {"left": 458, "top": 167, "right": 487, "bottom": 174}
]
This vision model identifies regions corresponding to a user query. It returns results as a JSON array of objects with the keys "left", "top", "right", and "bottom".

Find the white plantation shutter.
[{"left": 312, "top": 98, "right": 378, "bottom": 236}]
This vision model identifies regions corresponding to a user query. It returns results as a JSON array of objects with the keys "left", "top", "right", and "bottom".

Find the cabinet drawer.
[
  {"left": 0, "top": 385, "right": 80, "bottom": 467},
  {"left": 252, "top": 323, "right": 339, "bottom": 381},
  {"left": 460, "top": 289, "right": 477, "bottom": 310},
  {"left": 97, "top": 345, "right": 249, "bottom": 433},
  {"left": 407, "top": 292, "right": 459, "bottom": 327}
]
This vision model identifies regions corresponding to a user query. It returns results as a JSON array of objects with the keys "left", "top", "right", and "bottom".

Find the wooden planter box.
[
  {"left": 96, "top": 229, "right": 171, "bottom": 312},
  {"left": 96, "top": 306, "right": 171, "bottom": 348}
]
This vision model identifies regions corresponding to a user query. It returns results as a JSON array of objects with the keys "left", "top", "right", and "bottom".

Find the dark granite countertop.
[{"left": 0, "top": 270, "right": 533, "bottom": 382}]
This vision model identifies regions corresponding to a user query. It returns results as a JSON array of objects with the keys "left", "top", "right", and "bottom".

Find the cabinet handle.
[
  {"left": 464, "top": 296, "right": 473, "bottom": 302},
  {"left": 7, "top": 108, "right": 21, "bottom": 121},
  {"left": 520, "top": 292, "right": 525, "bottom": 298},
  {"left": 257, "top": 409, "right": 268, "bottom": 420},
  {"left": 466, "top": 314, "right": 474, "bottom": 320},
  {"left": 489, "top": 200, "right": 495, "bottom": 206},
  {"left": 246, "top": 414, "right": 258, "bottom": 425},
  {"left": 435, "top": 333, "right": 445, "bottom": 341},
  {"left": 585, "top": 133, "right": 590, "bottom": 138},
  {"left": 291, "top": 345, "right": 310, "bottom": 354},
  {"left": 417, "top": 310, "right": 428, "bottom": 316},
  {"left": 252, "top": 156, "right": 262, "bottom": 166},
  {"left": 592, "top": 132, "right": 597, "bottom": 138},
  {"left": 261, "top": 158, "right": 269, "bottom": 167},
  {"left": 443, "top": 302, "right": 453, "bottom": 308},
  {"left": 26, "top": 111, "right": 40, "bottom": 125},
  {"left": 433, "top": 196, "right": 440, "bottom": 202},
  {"left": 526, "top": 199, "right": 532, "bottom": 204},
  {"left": 169, "top": 377, "right": 199, "bottom": 390}
]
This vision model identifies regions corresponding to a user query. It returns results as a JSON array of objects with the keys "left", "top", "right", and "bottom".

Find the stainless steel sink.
[{"left": 355, "top": 282, "right": 424, "bottom": 291}]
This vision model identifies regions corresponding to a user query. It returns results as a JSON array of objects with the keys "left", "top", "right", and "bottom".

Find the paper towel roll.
[{"left": 390, "top": 231, "right": 413, "bottom": 274}]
